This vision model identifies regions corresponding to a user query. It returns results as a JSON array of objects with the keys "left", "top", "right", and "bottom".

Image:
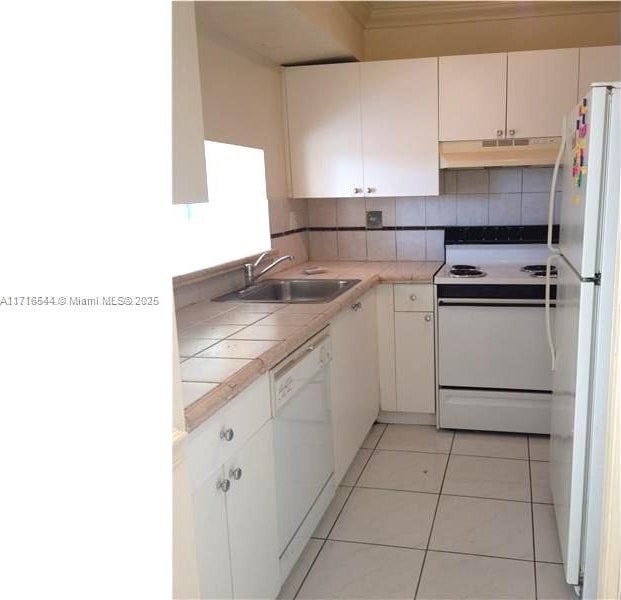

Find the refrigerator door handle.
[
  {"left": 545, "top": 254, "right": 560, "bottom": 370},
  {"left": 548, "top": 115, "right": 567, "bottom": 254}
]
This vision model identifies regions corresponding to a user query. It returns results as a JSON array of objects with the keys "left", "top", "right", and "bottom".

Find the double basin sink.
[{"left": 213, "top": 278, "right": 361, "bottom": 304}]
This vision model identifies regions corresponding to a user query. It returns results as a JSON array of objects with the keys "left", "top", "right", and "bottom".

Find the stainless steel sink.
[{"left": 213, "top": 278, "right": 361, "bottom": 303}]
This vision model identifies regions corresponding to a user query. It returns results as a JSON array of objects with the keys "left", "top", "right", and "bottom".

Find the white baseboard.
[{"left": 377, "top": 411, "right": 437, "bottom": 426}]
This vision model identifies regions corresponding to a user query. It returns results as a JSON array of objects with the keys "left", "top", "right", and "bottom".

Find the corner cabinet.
[
  {"left": 377, "top": 284, "right": 436, "bottom": 416},
  {"left": 330, "top": 289, "right": 380, "bottom": 483},
  {"left": 284, "top": 59, "right": 439, "bottom": 199}
]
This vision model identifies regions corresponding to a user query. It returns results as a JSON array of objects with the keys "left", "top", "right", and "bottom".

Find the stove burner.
[
  {"left": 521, "top": 264, "right": 558, "bottom": 278},
  {"left": 530, "top": 270, "right": 558, "bottom": 279},
  {"left": 449, "top": 268, "right": 487, "bottom": 278},
  {"left": 451, "top": 264, "right": 478, "bottom": 270},
  {"left": 521, "top": 264, "right": 556, "bottom": 273}
]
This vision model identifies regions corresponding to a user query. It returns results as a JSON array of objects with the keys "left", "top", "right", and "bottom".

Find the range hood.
[{"left": 439, "top": 137, "right": 561, "bottom": 169}]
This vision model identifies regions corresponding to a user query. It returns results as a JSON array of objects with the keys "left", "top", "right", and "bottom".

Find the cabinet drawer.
[
  {"left": 185, "top": 374, "right": 271, "bottom": 491},
  {"left": 394, "top": 284, "right": 434, "bottom": 312}
]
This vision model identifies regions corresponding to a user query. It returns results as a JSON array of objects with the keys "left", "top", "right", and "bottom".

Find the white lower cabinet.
[
  {"left": 378, "top": 284, "right": 437, "bottom": 415},
  {"left": 225, "top": 422, "right": 280, "bottom": 600},
  {"left": 188, "top": 375, "right": 280, "bottom": 599},
  {"left": 193, "top": 469, "right": 233, "bottom": 599},
  {"left": 395, "top": 311, "right": 435, "bottom": 413},
  {"left": 330, "top": 288, "right": 380, "bottom": 483}
]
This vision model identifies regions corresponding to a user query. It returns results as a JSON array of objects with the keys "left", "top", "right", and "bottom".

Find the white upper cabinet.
[
  {"left": 361, "top": 58, "right": 439, "bottom": 196},
  {"left": 285, "top": 63, "right": 363, "bottom": 199},
  {"left": 578, "top": 46, "right": 621, "bottom": 99},
  {"left": 439, "top": 53, "right": 507, "bottom": 141},
  {"left": 172, "top": 1, "right": 208, "bottom": 204},
  {"left": 285, "top": 60, "right": 439, "bottom": 198},
  {"left": 507, "top": 48, "right": 579, "bottom": 138}
]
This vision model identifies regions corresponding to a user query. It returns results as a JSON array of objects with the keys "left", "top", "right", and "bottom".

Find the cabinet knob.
[
  {"left": 220, "top": 428, "right": 234, "bottom": 442},
  {"left": 424, "top": 314, "right": 432, "bottom": 322},
  {"left": 353, "top": 187, "right": 362, "bottom": 194},
  {"left": 508, "top": 129, "right": 516, "bottom": 137},
  {"left": 365, "top": 187, "right": 376, "bottom": 194},
  {"left": 409, "top": 294, "right": 417, "bottom": 302},
  {"left": 496, "top": 129, "right": 504, "bottom": 137},
  {"left": 351, "top": 301, "right": 362, "bottom": 311},
  {"left": 229, "top": 467, "right": 243, "bottom": 481},
  {"left": 216, "top": 478, "right": 231, "bottom": 493}
]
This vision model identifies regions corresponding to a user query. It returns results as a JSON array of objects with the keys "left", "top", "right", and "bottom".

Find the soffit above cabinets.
[
  {"left": 343, "top": 1, "right": 620, "bottom": 29},
  {"left": 194, "top": 1, "right": 358, "bottom": 66}
]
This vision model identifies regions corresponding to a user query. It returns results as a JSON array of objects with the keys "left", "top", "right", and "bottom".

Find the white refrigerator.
[{"left": 546, "top": 82, "right": 620, "bottom": 595}]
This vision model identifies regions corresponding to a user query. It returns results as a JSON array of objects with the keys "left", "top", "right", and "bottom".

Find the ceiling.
[
  {"left": 194, "top": 1, "right": 619, "bottom": 66},
  {"left": 344, "top": 1, "right": 620, "bottom": 29},
  {"left": 194, "top": 2, "right": 356, "bottom": 65}
]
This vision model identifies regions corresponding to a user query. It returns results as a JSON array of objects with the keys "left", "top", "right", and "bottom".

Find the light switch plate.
[{"left": 366, "top": 210, "right": 383, "bottom": 229}]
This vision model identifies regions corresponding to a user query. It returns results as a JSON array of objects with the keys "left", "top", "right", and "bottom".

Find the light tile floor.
[{"left": 279, "top": 424, "right": 577, "bottom": 600}]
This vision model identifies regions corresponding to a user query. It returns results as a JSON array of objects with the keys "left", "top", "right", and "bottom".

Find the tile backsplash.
[{"left": 308, "top": 167, "right": 561, "bottom": 262}]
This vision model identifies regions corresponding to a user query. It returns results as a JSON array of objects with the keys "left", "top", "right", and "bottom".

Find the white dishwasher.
[{"left": 270, "top": 327, "right": 334, "bottom": 585}]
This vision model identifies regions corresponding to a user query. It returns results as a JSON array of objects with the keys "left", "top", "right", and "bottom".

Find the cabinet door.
[
  {"left": 377, "top": 285, "right": 396, "bottom": 411},
  {"left": 225, "top": 422, "right": 280, "bottom": 600},
  {"left": 285, "top": 63, "right": 363, "bottom": 198},
  {"left": 192, "top": 469, "right": 233, "bottom": 600},
  {"left": 395, "top": 312, "right": 435, "bottom": 414},
  {"left": 507, "top": 48, "right": 579, "bottom": 138},
  {"left": 439, "top": 53, "right": 507, "bottom": 141},
  {"left": 172, "top": 1, "right": 208, "bottom": 204},
  {"left": 578, "top": 46, "right": 621, "bottom": 99},
  {"left": 330, "top": 289, "right": 380, "bottom": 483},
  {"left": 361, "top": 58, "right": 439, "bottom": 196}
]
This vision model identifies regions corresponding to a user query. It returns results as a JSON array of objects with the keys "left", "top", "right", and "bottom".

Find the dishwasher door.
[{"left": 271, "top": 330, "right": 334, "bottom": 560}]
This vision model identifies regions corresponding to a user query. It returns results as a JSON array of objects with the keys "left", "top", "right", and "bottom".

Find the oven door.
[{"left": 438, "top": 300, "right": 553, "bottom": 391}]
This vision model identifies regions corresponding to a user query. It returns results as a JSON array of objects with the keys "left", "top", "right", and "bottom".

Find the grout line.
[
  {"left": 413, "top": 430, "right": 455, "bottom": 600},
  {"left": 356, "top": 484, "right": 532, "bottom": 505},
  {"left": 376, "top": 446, "right": 531, "bottom": 461},
  {"left": 322, "top": 537, "right": 539, "bottom": 565},
  {"left": 291, "top": 538, "right": 327, "bottom": 600},
  {"left": 528, "top": 436, "right": 539, "bottom": 600}
]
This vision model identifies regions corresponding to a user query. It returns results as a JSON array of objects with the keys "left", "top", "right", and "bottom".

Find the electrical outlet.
[{"left": 366, "top": 210, "right": 383, "bottom": 229}]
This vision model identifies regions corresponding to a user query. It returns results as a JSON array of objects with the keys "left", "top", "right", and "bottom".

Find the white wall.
[{"left": 196, "top": 30, "right": 307, "bottom": 237}]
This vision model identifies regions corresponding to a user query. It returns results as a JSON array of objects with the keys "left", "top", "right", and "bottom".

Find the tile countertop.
[{"left": 177, "top": 261, "right": 443, "bottom": 432}]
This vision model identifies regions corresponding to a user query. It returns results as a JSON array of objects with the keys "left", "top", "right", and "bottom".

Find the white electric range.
[{"left": 435, "top": 243, "right": 557, "bottom": 434}]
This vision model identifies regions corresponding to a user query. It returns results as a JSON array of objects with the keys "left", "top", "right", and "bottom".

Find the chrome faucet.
[{"left": 244, "top": 252, "right": 294, "bottom": 287}]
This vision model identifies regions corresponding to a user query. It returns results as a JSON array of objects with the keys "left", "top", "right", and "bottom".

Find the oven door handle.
[{"left": 437, "top": 301, "right": 549, "bottom": 308}]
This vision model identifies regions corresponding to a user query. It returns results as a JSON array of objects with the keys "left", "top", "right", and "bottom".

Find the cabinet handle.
[
  {"left": 351, "top": 301, "right": 362, "bottom": 311},
  {"left": 229, "top": 467, "right": 243, "bottom": 481},
  {"left": 216, "top": 478, "right": 231, "bottom": 493},
  {"left": 365, "top": 187, "right": 376, "bottom": 194},
  {"left": 496, "top": 129, "right": 504, "bottom": 137},
  {"left": 220, "top": 428, "right": 234, "bottom": 442},
  {"left": 424, "top": 314, "right": 432, "bottom": 322},
  {"left": 353, "top": 187, "right": 362, "bottom": 194},
  {"left": 508, "top": 129, "right": 516, "bottom": 137},
  {"left": 409, "top": 294, "right": 417, "bottom": 302}
]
